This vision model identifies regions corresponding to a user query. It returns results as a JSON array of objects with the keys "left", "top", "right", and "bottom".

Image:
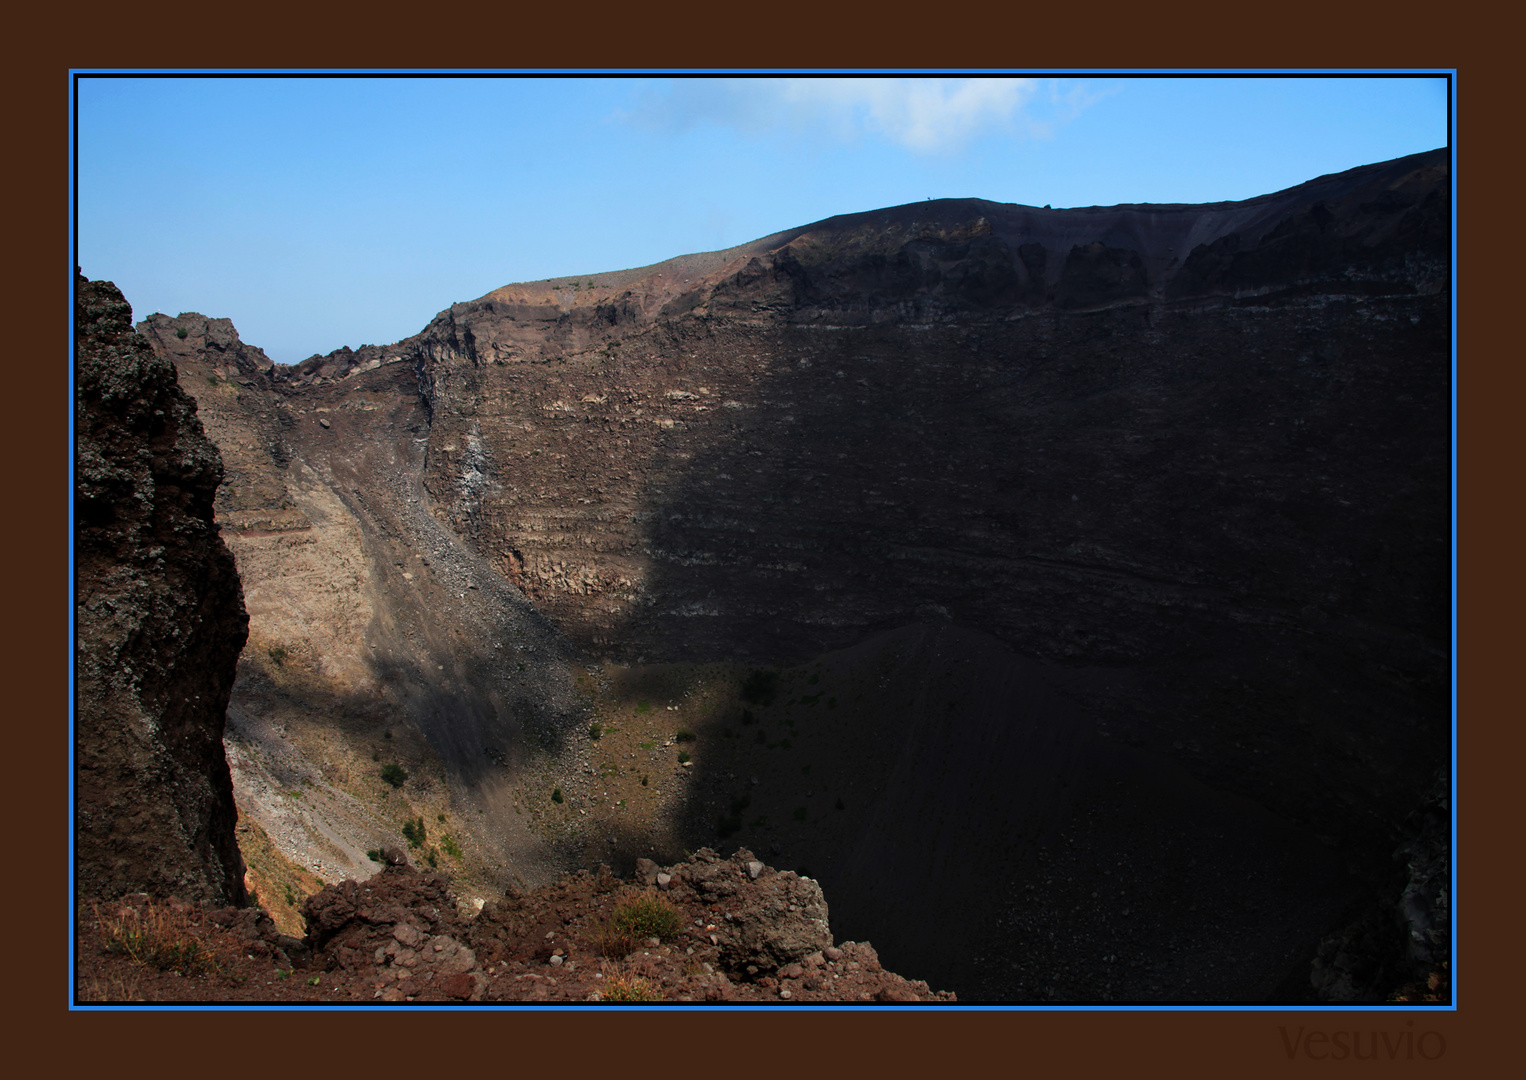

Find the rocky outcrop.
[
  {"left": 299, "top": 846, "right": 922, "bottom": 1002},
  {"left": 302, "top": 858, "right": 487, "bottom": 999},
  {"left": 75, "top": 275, "right": 249, "bottom": 906}
]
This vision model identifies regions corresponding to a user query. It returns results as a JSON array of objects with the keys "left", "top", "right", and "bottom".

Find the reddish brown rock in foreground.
[{"left": 76, "top": 848, "right": 953, "bottom": 1003}]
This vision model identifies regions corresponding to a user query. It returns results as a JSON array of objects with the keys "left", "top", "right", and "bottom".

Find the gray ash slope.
[{"left": 144, "top": 148, "right": 1450, "bottom": 1001}]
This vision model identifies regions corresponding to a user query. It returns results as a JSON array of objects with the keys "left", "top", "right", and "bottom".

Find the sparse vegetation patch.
[
  {"left": 401, "top": 816, "right": 427, "bottom": 848},
  {"left": 96, "top": 901, "right": 221, "bottom": 976}
]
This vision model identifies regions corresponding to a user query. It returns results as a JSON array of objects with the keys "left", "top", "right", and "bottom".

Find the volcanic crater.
[{"left": 91, "top": 147, "right": 1450, "bottom": 1003}]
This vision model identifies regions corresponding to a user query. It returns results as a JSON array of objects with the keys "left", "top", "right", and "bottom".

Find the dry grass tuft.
[
  {"left": 94, "top": 901, "right": 223, "bottom": 977},
  {"left": 78, "top": 973, "right": 145, "bottom": 1002},
  {"left": 599, "top": 973, "right": 663, "bottom": 1002},
  {"left": 594, "top": 921, "right": 639, "bottom": 959}
]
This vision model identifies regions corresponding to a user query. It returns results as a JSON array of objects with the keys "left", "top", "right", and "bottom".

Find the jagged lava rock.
[
  {"left": 75, "top": 275, "right": 250, "bottom": 905},
  {"left": 303, "top": 862, "right": 487, "bottom": 999},
  {"left": 675, "top": 847, "right": 832, "bottom": 973}
]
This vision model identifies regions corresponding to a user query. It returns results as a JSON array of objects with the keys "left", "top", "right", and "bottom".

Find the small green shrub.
[
  {"left": 381, "top": 762, "right": 408, "bottom": 788},
  {"left": 551, "top": 787, "right": 564, "bottom": 804},
  {"left": 267, "top": 644, "right": 288, "bottom": 666},
  {"left": 641, "top": 774, "right": 649, "bottom": 786},
  {"left": 677, "top": 750, "right": 690, "bottom": 765},
  {"left": 589, "top": 723, "right": 603, "bottom": 740},
  {"left": 442, "top": 835, "right": 462, "bottom": 858},
  {"left": 675, "top": 728, "right": 695, "bottom": 743},
  {"left": 176, "top": 326, "right": 188, "bottom": 339},
  {"left": 611, "top": 895, "right": 682, "bottom": 941},
  {"left": 401, "top": 816, "right": 426, "bottom": 848},
  {"left": 423, "top": 847, "right": 438, "bottom": 868},
  {"left": 366, "top": 849, "right": 383, "bottom": 863},
  {"left": 635, "top": 700, "right": 652, "bottom": 714}
]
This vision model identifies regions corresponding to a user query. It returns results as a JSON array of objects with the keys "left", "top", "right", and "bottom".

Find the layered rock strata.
[{"left": 396, "top": 148, "right": 1451, "bottom": 845}]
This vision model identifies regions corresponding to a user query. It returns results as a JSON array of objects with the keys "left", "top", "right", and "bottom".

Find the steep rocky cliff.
[
  {"left": 75, "top": 275, "right": 249, "bottom": 906},
  {"left": 138, "top": 148, "right": 1451, "bottom": 1001},
  {"left": 401, "top": 147, "right": 1451, "bottom": 847}
]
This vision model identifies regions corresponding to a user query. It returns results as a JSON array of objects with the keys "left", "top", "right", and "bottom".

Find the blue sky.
[{"left": 75, "top": 74, "right": 1450, "bottom": 364}]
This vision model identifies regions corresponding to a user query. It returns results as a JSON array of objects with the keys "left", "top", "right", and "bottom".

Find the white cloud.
[
  {"left": 778, "top": 77, "right": 1037, "bottom": 152},
  {"left": 624, "top": 77, "right": 1079, "bottom": 154}
]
